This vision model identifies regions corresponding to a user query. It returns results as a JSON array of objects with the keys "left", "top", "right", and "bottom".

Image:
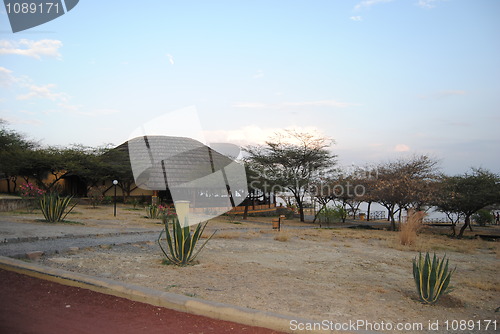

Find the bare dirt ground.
[{"left": 4, "top": 204, "right": 500, "bottom": 333}]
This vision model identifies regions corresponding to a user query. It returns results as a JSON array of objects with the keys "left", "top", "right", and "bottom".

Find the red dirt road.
[{"left": 0, "top": 269, "right": 285, "bottom": 334}]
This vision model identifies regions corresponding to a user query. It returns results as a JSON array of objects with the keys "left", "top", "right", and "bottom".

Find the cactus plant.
[
  {"left": 157, "top": 216, "right": 215, "bottom": 266},
  {"left": 413, "top": 252, "right": 455, "bottom": 304},
  {"left": 39, "top": 193, "right": 77, "bottom": 223}
]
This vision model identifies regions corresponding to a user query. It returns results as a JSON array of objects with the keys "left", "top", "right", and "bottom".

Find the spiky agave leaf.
[
  {"left": 158, "top": 216, "right": 216, "bottom": 266},
  {"left": 413, "top": 252, "right": 455, "bottom": 304}
]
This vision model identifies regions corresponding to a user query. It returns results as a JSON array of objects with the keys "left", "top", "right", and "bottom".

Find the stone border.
[{"left": 0, "top": 255, "right": 374, "bottom": 334}]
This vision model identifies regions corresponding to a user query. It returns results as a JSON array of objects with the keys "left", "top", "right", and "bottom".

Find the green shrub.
[
  {"left": 146, "top": 204, "right": 165, "bottom": 219},
  {"left": 472, "top": 209, "right": 493, "bottom": 226},
  {"left": 157, "top": 216, "right": 215, "bottom": 266},
  {"left": 102, "top": 196, "right": 113, "bottom": 204},
  {"left": 413, "top": 252, "right": 455, "bottom": 304},
  {"left": 318, "top": 205, "right": 346, "bottom": 224},
  {"left": 39, "top": 193, "right": 77, "bottom": 223}
]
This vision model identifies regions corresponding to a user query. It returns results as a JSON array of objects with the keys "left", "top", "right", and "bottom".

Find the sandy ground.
[{"left": 3, "top": 204, "right": 500, "bottom": 333}]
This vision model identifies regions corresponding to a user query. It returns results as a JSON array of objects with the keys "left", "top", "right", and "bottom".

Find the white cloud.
[
  {"left": 166, "top": 54, "right": 174, "bottom": 65},
  {"left": 354, "top": 0, "right": 394, "bottom": 10},
  {"left": 232, "top": 100, "right": 358, "bottom": 109},
  {"left": 394, "top": 144, "right": 410, "bottom": 152},
  {"left": 0, "top": 39, "right": 63, "bottom": 59},
  {"left": 350, "top": 16, "right": 363, "bottom": 21},
  {"left": 16, "top": 83, "right": 69, "bottom": 102},
  {"left": 0, "top": 67, "right": 16, "bottom": 87}
]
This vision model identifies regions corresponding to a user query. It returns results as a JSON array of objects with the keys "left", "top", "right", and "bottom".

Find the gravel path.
[
  {"left": 0, "top": 230, "right": 161, "bottom": 258},
  {"left": 0, "top": 216, "right": 163, "bottom": 258}
]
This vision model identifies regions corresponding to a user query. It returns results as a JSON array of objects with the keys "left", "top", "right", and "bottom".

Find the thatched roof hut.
[{"left": 120, "top": 136, "right": 247, "bottom": 209}]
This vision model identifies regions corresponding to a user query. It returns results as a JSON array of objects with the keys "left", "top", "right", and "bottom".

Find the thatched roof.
[{"left": 118, "top": 136, "right": 243, "bottom": 192}]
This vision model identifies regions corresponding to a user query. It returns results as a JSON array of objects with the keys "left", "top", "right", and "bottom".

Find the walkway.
[{"left": 0, "top": 268, "right": 284, "bottom": 334}]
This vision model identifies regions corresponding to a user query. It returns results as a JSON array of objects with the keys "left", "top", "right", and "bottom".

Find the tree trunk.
[
  {"left": 242, "top": 199, "right": 249, "bottom": 220},
  {"left": 295, "top": 194, "right": 305, "bottom": 222},
  {"left": 312, "top": 204, "right": 326, "bottom": 224},
  {"left": 389, "top": 212, "right": 396, "bottom": 231},
  {"left": 366, "top": 201, "right": 372, "bottom": 221},
  {"left": 299, "top": 202, "right": 305, "bottom": 222},
  {"left": 5, "top": 176, "right": 11, "bottom": 194},
  {"left": 458, "top": 214, "right": 471, "bottom": 238}
]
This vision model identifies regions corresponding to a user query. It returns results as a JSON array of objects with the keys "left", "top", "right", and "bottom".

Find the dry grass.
[
  {"left": 460, "top": 280, "right": 500, "bottom": 292},
  {"left": 399, "top": 210, "right": 425, "bottom": 246},
  {"left": 210, "top": 231, "right": 242, "bottom": 239},
  {"left": 207, "top": 230, "right": 264, "bottom": 240},
  {"left": 274, "top": 231, "right": 289, "bottom": 242}
]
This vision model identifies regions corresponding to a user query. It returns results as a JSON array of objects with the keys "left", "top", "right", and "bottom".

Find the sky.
[{"left": 1, "top": 0, "right": 499, "bottom": 175}]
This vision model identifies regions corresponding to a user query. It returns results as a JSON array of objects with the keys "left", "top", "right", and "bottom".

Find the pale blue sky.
[{"left": 1, "top": 0, "right": 499, "bottom": 174}]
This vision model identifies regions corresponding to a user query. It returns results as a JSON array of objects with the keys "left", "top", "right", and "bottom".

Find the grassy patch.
[{"left": 165, "top": 284, "right": 179, "bottom": 290}]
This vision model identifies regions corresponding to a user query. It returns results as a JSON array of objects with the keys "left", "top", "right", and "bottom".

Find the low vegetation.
[
  {"left": 413, "top": 252, "right": 455, "bottom": 304},
  {"left": 39, "top": 193, "right": 77, "bottom": 223},
  {"left": 399, "top": 210, "right": 424, "bottom": 246},
  {"left": 157, "top": 216, "right": 216, "bottom": 266}
]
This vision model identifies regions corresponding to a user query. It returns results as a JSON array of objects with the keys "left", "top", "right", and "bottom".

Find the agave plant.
[
  {"left": 157, "top": 216, "right": 215, "bottom": 266},
  {"left": 39, "top": 193, "right": 77, "bottom": 223},
  {"left": 413, "top": 252, "right": 455, "bottom": 304},
  {"left": 146, "top": 204, "right": 167, "bottom": 219}
]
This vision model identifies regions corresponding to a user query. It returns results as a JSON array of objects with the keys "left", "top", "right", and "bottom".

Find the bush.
[
  {"left": 413, "top": 252, "right": 455, "bottom": 304},
  {"left": 276, "top": 207, "right": 294, "bottom": 219},
  {"left": 145, "top": 204, "right": 165, "bottom": 219},
  {"left": 399, "top": 210, "right": 424, "bottom": 246},
  {"left": 318, "top": 205, "right": 346, "bottom": 224},
  {"left": 87, "top": 186, "right": 105, "bottom": 208},
  {"left": 472, "top": 209, "right": 493, "bottom": 226},
  {"left": 157, "top": 215, "right": 215, "bottom": 266},
  {"left": 18, "top": 182, "right": 46, "bottom": 212},
  {"left": 39, "top": 193, "right": 77, "bottom": 223}
]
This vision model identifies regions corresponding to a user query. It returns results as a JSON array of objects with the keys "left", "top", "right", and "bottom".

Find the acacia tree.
[
  {"left": 435, "top": 168, "right": 500, "bottom": 238},
  {"left": 372, "top": 155, "right": 439, "bottom": 231},
  {"left": 0, "top": 120, "right": 38, "bottom": 193},
  {"left": 244, "top": 130, "right": 336, "bottom": 222},
  {"left": 15, "top": 146, "right": 99, "bottom": 192},
  {"left": 96, "top": 146, "right": 135, "bottom": 201},
  {"left": 309, "top": 170, "right": 336, "bottom": 223}
]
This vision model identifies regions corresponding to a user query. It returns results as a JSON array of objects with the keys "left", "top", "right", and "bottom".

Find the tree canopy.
[
  {"left": 434, "top": 168, "right": 500, "bottom": 237},
  {"left": 244, "top": 130, "right": 336, "bottom": 221}
]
